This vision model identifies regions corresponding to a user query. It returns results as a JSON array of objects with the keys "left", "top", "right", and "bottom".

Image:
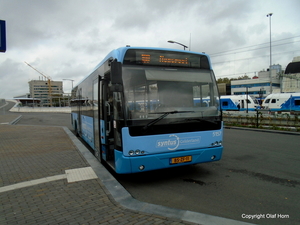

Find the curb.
[
  {"left": 225, "top": 126, "right": 300, "bottom": 135},
  {"left": 63, "top": 127, "right": 255, "bottom": 225}
]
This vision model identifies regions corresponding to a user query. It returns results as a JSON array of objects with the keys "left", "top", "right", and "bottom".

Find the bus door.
[
  {"left": 93, "top": 78, "right": 101, "bottom": 161},
  {"left": 100, "top": 79, "right": 115, "bottom": 166}
]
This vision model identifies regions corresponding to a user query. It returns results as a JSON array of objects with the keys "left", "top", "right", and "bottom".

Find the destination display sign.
[{"left": 124, "top": 49, "right": 209, "bottom": 69}]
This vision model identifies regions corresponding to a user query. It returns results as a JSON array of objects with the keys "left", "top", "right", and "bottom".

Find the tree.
[
  {"left": 237, "top": 74, "right": 250, "bottom": 80},
  {"left": 217, "top": 75, "right": 250, "bottom": 84},
  {"left": 217, "top": 77, "right": 237, "bottom": 84}
]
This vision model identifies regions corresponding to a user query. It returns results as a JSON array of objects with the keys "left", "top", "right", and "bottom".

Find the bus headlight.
[
  {"left": 211, "top": 141, "right": 222, "bottom": 146},
  {"left": 128, "top": 149, "right": 146, "bottom": 156},
  {"left": 129, "top": 150, "right": 134, "bottom": 155},
  {"left": 135, "top": 150, "right": 141, "bottom": 155}
]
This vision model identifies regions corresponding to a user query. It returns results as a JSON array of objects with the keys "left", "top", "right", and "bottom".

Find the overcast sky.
[{"left": 1, "top": 0, "right": 300, "bottom": 99}]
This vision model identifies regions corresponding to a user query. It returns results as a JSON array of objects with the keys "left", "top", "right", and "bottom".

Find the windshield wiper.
[
  {"left": 170, "top": 117, "right": 220, "bottom": 125},
  {"left": 142, "top": 110, "right": 194, "bottom": 131}
]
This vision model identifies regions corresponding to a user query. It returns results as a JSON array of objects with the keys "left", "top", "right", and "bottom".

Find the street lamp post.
[
  {"left": 267, "top": 13, "right": 273, "bottom": 93},
  {"left": 246, "top": 86, "right": 249, "bottom": 113},
  {"left": 168, "top": 40, "right": 188, "bottom": 50}
]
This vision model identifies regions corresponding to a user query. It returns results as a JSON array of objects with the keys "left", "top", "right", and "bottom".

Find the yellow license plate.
[{"left": 170, "top": 156, "right": 192, "bottom": 164}]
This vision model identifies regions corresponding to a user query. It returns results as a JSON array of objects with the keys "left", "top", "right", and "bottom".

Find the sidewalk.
[{"left": 0, "top": 115, "right": 252, "bottom": 225}]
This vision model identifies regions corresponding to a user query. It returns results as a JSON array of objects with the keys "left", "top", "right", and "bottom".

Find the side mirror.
[{"left": 110, "top": 59, "right": 122, "bottom": 85}]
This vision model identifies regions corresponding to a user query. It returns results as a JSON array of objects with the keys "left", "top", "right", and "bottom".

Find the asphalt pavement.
[{"left": 0, "top": 113, "right": 254, "bottom": 225}]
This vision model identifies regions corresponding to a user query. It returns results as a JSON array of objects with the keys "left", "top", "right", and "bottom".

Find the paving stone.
[{"left": 0, "top": 124, "right": 197, "bottom": 225}]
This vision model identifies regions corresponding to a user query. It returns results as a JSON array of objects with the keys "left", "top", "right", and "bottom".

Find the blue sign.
[{"left": 0, "top": 20, "right": 6, "bottom": 52}]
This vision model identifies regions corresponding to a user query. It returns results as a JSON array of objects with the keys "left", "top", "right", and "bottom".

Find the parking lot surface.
[{"left": 0, "top": 114, "right": 251, "bottom": 225}]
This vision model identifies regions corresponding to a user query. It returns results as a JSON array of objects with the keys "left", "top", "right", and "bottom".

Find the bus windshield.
[{"left": 122, "top": 66, "right": 220, "bottom": 126}]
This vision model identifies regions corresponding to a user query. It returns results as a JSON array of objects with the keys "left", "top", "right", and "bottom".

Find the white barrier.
[{"left": 9, "top": 106, "right": 71, "bottom": 113}]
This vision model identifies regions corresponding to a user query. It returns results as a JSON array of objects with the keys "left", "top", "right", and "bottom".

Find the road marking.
[
  {"left": 66, "top": 167, "right": 98, "bottom": 183},
  {"left": 0, "top": 167, "right": 97, "bottom": 193}
]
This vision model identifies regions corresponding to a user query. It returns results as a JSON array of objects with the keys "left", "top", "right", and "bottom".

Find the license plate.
[{"left": 170, "top": 156, "right": 192, "bottom": 164}]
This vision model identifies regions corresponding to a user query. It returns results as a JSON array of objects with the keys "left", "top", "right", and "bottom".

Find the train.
[
  {"left": 261, "top": 93, "right": 300, "bottom": 112},
  {"left": 220, "top": 95, "right": 259, "bottom": 111}
]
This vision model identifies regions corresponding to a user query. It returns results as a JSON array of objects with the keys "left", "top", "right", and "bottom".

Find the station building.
[
  {"left": 230, "top": 66, "right": 281, "bottom": 98},
  {"left": 281, "top": 56, "right": 300, "bottom": 93},
  {"left": 228, "top": 57, "right": 300, "bottom": 101}
]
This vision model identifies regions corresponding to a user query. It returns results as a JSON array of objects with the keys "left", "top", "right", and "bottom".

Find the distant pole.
[
  {"left": 267, "top": 13, "right": 273, "bottom": 93},
  {"left": 246, "top": 87, "right": 249, "bottom": 113},
  {"left": 189, "top": 33, "right": 191, "bottom": 51}
]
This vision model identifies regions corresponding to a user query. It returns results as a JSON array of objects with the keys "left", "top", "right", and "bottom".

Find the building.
[
  {"left": 217, "top": 83, "right": 231, "bottom": 95},
  {"left": 28, "top": 79, "right": 63, "bottom": 106},
  {"left": 220, "top": 57, "right": 300, "bottom": 104},
  {"left": 280, "top": 56, "right": 300, "bottom": 93},
  {"left": 230, "top": 65, "right": 282, "bottom": 99},
  {"left": 13, "top": 94, "right": 30, "bottom": 98}
]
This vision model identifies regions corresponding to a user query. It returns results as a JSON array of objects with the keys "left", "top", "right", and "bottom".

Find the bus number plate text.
[{"left": 170, "top": 156, "right": 192, "bottom": 164}]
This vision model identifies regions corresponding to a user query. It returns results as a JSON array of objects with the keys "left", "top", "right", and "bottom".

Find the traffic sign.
[{"left": 0, "top": 20, "right": 6, "bottom": 52}]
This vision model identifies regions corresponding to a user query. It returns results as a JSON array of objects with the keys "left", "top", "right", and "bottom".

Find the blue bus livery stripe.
[
  {"left": 121, "top": 127, "right": 223, "bottom": 156},
  {"left": 80, "top": 115, "right": 94, "bottom": 149},
  {"left": 114, "top": 146, "right": 223, "bottom": 174}
]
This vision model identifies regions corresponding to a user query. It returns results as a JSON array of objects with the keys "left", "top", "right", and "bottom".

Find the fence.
[{"left": 223, "top": 110, "right": 300, "bottom": 132}]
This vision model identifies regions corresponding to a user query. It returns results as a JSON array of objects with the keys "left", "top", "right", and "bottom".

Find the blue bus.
[{"left": 71, "top": 47, "right": 223, "bottom": 174}]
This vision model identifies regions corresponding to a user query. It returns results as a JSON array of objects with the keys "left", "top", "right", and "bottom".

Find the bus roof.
[
  {"left": 74, "top": 46, "right": 212, "bottom": 88},
  {"left": 92, "top": 46, "right": 211, "bottom": 71}
]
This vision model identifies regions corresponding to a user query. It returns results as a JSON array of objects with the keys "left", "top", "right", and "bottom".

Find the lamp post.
[
  {"left": 246, "top": 86, "right": 249, "bottom": 113},
  {"left": 168, "top": 40, "right": 188, "bottom": 50},
  {"left": 266, "top": 13, "right": 273, "bottom": 93}
]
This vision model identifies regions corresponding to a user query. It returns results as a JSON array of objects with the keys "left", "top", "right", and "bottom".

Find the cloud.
[
  {"left": 0, "top": 0, "right": 299, "bottom": 98},
  {"left": 0, "top": 59, "right": 31, "bottom": 97}
]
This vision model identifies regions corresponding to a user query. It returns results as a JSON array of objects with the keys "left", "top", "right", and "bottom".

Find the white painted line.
[
  {"left": 0, "top": 167, "right": 99, "bottom": 193},
  {"left": 0, "top": 174, "right": 67, "bottom": 193},
  {"left": 65, "top": 167, "right": 98, "bottom": 183}
]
